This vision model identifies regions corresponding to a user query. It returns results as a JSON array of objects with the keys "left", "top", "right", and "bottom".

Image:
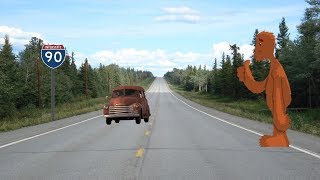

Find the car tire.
[
  {"left": 106, "top": 118, "right": 111, "bottom": 125},
  {"left": 136, "top": 117, "right": 141, "bottom": 124},
  {"left": 115, "top": 120, "right": 120, "bottom": 123},
  {"left": 144, "top": 117, "right": 149, "bottom": 122}
]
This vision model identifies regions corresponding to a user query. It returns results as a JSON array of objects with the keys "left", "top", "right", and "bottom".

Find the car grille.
[{"left": 109, "top": 105, "right": 133, "bottom": 114}]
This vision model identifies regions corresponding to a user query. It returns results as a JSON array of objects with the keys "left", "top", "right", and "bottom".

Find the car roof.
[{"left": 113, "top": 86, "right": 145, "bottom": 91}]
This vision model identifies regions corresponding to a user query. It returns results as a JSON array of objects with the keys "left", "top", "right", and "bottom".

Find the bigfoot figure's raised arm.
[{"left": 237, "top": 60, "right": 266, "bottom": 94}]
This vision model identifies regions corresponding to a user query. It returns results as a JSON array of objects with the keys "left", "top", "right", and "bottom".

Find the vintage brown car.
[{"left": 103, "top": 86, "right": 151, "bottom": 125}]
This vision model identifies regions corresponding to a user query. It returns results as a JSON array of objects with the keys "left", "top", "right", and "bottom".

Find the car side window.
[{"left": 139, "top": 91, "right": 143, "bottom": 98}]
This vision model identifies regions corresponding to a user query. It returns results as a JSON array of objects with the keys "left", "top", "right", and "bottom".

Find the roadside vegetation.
[
  {"left": 170, "top": 84, "right": 320, "bottom": 136},
  {"left": 165, "top": 1, "right": 320, "bottom": 136},
  {"left": 0, "top": 77, "right": 154, "bottom": 132},
  {"left": 0, "top": 31, "right": 155, "bottom": 131}
]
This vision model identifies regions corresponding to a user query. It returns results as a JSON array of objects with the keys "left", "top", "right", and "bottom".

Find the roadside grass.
[
  {"left": 0, "top": 77, "right": 155, "bottom": 132},
  {"left": 139, "top": 77, "right": 156, "bottom": 90},
  {"left": 169, "top": 84, "right": 320, "bottom": 136},
  {"left": 0, "top": 97, "right": 105, "bottom": 132}
]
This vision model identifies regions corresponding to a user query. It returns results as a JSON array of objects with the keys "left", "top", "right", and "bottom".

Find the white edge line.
[
  {"left": 0, "top": 115, "right": 102, "bottom": 149},
  {"left": 0, "top": 78, "right": 157, "bottom": 149},
  {"left": 289, "top": 145, "right": 320, "bottom": 159},
  {"left": 167, "top": 83, "right": 320, "bottom": 160}
]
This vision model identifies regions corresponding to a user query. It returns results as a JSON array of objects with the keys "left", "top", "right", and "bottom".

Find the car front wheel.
[
  {"left": 106, "top": 118, "right": 111, "bottom": 125},
  {"left": 135, "top": 117, "right": 141, "bottom": 124},
  {"left": 115, "top": 120, "right": 120, "bottom": 123},
  {"left": 144, "top": 117, "right": 149, "bottom": 122}
]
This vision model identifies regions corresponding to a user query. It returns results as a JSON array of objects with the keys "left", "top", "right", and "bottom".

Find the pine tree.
[
  {"left": 0, "top": 35, "right": 16, "bottom": 75},
  {"left": 69, "top": 52, "right": 79, "bottom": 96},
  {"left": 213, "top": 58, "right": 218, "bottom": 93},
  {"left": 78, "top": 59, "right": 87, "bottom": 97},
  {"left": 276, "top": 17, "right": 290, "bottom": 58},
  {"left": 224, "top": 55, "right": 233, "bottom": 96},
  {"left": 0, "top": 35, "right": 17, "bottom": 116},
  {"left": 218, "top": 53, "right": 231, "bottom": 96},
  {"left": 208, "top": 58, "right": 218, "bottom": 93},
  {"left": 230, "top": 44, "right": 245, "bottom": 98},
  {"left": 293, "top": 0, "right": 320, "bottom": 107},
  {"left": 60, "top": 53, "right": 70, "bottom": 74},
  {"left": 18, "top": 37, "right": 46, "bottom": 107},
  {"left": 56, "top": 67, "right": 73, "bottom": 103}
]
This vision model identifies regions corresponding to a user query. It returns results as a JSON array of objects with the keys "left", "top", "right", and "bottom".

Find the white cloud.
[
  {"left": 163, "top": 6, "right": 198, "bottom": 14},
  {"left": 154, "top": 5, "right": 303, "bottom": 27},
  {"left": 74, "top": 41, "right": 253, "bottom": 76},
  {"left": 78, "top": 48, "right": 212, "bottom": 76},
  {"left": 239, "top": 44, "right": 254, "bottom": 60},
  {"left": 212, "top": 41, "right": 254, "bottom": 66},
  {"left": 207, "top": 5, "right": 303, "bottom": 26},
  {"left": 0, "top": 26, "right": 43, "bottom": 47},
  {"left": 155, "top": 14, "right": 201, "bottom": 23},
  {"left": 173, "top": 51, "right": 209, "bottom": 63},
  {"left": 155, "top": 6, "right": 201, "bottom": 24},
  {"left": 91, "top": 48, "right": 171, "bottom": 67},
  {"left": 212, "top": 42, "right": 230, "bottom": 60},
  {"left": 73, "top": 52, "right": 87, "bottom": 67}
]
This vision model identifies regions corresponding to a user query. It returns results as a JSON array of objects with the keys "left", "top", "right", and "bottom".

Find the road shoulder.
[
  {"left": 168, "top": 84, "right": 320, "bottom": 155},
  {"left": 0, "top": 110, "right": 101, "bottom": 147}
]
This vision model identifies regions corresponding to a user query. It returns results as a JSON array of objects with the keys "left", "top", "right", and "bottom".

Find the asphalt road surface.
[{"left": 0, "top": 77, "right": 319, "bottom": 180}]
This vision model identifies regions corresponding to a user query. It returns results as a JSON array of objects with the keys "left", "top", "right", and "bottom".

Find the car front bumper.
[{"left": 104, "top": 113, "right": 140, "bottom": 118}]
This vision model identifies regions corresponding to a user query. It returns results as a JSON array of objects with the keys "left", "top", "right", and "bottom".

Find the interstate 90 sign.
[{"left": 41, "top": 45, "right": 66, "bottom": 69}]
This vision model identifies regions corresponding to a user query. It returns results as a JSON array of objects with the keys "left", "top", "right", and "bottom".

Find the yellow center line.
[
  {"left": 145, "top": 131, "right": 150, "bottom": 136},
  {"left": 136, "top": 147, "right": 144, "bottom": 158}
]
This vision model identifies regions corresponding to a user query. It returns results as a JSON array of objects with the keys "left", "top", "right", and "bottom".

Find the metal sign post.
[
  {"left": 51, "top": 69, "right": 55, "bottom": 121},
  {"left": 41, "top": 44, "right": 66, "bottom": 121}
]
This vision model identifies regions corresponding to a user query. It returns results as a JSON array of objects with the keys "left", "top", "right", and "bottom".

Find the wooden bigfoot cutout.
[{"left": 237, "top": 31, "right": 291, "bottom": 147}]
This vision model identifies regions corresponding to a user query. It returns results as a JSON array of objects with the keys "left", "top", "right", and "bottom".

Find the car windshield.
[
  {"left": 112, "top": 89, "right": 138, "bottom": 98},
  {"left": 125, "top": 89, "right": 138, "bottom": 96}
]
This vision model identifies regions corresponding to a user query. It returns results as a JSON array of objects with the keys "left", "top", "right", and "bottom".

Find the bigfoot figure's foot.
[{"left": 259, "top": 133, "right": 289, "bottom": 147}]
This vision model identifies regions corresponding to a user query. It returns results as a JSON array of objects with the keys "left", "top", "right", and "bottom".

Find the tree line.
[
  {"left": 165, "top": 0, "right": 320, "bottom": 108},
  {"left": 0, "top": 37, "right": 154, "bottom": 118}
]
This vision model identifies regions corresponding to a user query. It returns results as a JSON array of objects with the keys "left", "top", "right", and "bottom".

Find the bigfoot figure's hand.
[{"left": 237, "top": 60, "right": 250, "bottom": 82}]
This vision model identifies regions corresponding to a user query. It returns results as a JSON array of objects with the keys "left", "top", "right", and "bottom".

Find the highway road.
[{"left": 0, "top": 77, "right": 319, "bottom": 179}]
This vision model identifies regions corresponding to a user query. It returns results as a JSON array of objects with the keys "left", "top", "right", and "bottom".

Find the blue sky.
[{"left": 0, "top": 0, "right": 309, "bottom": 76}]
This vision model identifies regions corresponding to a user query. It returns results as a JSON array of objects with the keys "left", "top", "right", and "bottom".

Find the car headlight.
[{"left": 130, "top": 104, "right": 139, "bottom": 112}]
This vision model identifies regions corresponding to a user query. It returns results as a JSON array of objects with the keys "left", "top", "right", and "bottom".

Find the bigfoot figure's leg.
[
  {"left": 260, "top": 113, "right": 290, "bottom": 147},
  {"left": 259, "top": 71, "right": 291, "bottom": 147}
]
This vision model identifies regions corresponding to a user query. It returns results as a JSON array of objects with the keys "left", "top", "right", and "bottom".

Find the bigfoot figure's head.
[{"left": 254, "top": 31, "right": 276, "bottom": 61}]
